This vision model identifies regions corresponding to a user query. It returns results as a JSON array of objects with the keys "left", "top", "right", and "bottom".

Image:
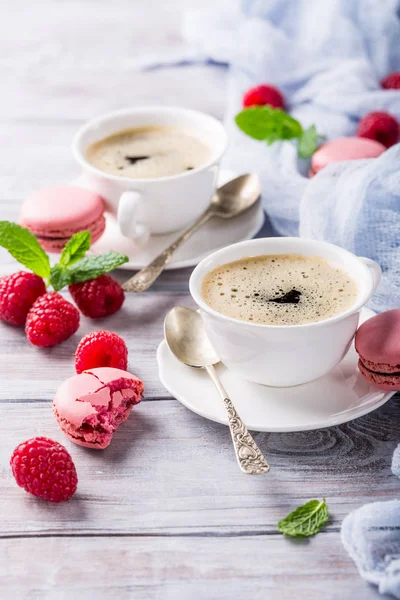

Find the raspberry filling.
[{"left": 79, "top": 384, "right": 137, "bottom": 443}]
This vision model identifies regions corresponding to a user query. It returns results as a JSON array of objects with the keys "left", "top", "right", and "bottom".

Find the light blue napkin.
[
  {"left": 341, "top": 499, "right": 400, "bottom": 599},
  {"left": 393, "top": 444, "right": 400, "bottom": 478},
  {"left": 340, "top": 451, "right": 400, "bottom": 598},
  {"left": 158, "top": 0, "right": 400, "bottom": 312},
  {"left": 300, "top": 144, "right": 400, "bottom": 313}
]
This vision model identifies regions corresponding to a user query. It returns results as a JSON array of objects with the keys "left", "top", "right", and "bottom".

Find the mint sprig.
[
  {"left": 235, "top": 106, "right": 324, "bottom": 158},
  {"left": 277, "top": 499, "right": 329, "bottom": 537},
  {"left": 0, "top": 223, "right": 129, "bottom": 291},
  {"left": 0, "top": 221, "right": 51, "bottom": 279},
  {"left": 50, "top": 250, "right": 129, "bottom": 291}
]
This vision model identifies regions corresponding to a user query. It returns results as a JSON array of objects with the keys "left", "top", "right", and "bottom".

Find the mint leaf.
[
  {"left": 235, "top": 106, "right": 302, "bottom": 144},
  {"left": 277, "top": 499, "right": 329, "bottom": 537},
  {"left": 49, "top": 251, "right": 129, "bottom": 289},
  {"left": 59, "top": 231, "right": 91, "bottom": 267},
  {"left": 0, "top": 221, "right": 50, "bottom": 279},
  {"left": 67, "top": 252, "right": 129, "bottom": 283},
  {"left": 235, "top": 107, "right": 324, "bottom": 158},
  {"left": 298, "top": 125, "right": 319, "bottom": 158},
  {"left": 49, "top": 264, "right": 71, "bottom": 292}
]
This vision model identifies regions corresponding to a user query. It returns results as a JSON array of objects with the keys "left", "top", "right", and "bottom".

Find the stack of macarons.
[
  {"left": 355, "top": 309, "right": 400, "bottom": 390},
  {"left": 309, "top": 137, "right": 386, "bottom": 177},
  {"left": 20, "top": 185, "right": 106, "bottom": 251}
]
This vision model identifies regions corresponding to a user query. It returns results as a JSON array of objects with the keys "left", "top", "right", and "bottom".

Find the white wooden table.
[{"left": 0, "top": 2, "right": 399, "bottom": 598}]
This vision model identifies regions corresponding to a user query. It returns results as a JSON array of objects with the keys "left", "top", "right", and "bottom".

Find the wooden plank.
[
  {"left": 0, "top": 534, "right": 382, "bottom": 600},
  {"left": 0, "top": 289, "right": 196, "bottom": 399},
  {"left": 0, "top": 400, "right": 398, "bottom": 536}
]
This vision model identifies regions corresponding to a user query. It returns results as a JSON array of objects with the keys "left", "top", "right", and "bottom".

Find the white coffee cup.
[
  {"left": 189, "top": 237, "right": 381, "bottom": 387},
  {"left": 72, "top": 106, "right": 228, "bottom": 241}
]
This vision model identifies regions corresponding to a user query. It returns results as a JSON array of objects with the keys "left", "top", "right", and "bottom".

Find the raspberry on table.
[
  {"left": 75, "top": 330, "right": 128, "bottom": 373},
  {"left": 381, "top": 72, "right": 400, "bottom": 89},
  {"left": 357, "top": 111, "right": 399, "bottom": 148},
  {"left": 10, "top": 437, "right": 78, "bottom": 502},
  {"left": 243, "top": 84, "right": 285, "bottom": 109},
  {"left": 25, "top": 292, "right": 80, "bottom": 347},
  {"left": 0, "top": 271, "right": 46, "bottom": 326},
  {"left": 69, "top": 274, "right": 124, "bottom": 319}
]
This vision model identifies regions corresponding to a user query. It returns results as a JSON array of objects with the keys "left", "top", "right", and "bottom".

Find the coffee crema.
[
  {"left": 201, "top": 254, "right": 358, "bottom": 326},
  {"left": 86, "top": 126, "right": 210, "bottom": 179}
]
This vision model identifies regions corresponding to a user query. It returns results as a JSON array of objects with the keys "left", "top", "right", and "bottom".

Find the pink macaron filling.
[
  {"left": 53, "top": 368, "right": 144, "bottom": 449},
  {"left": 358, "top": 360, "right": 400, "bottom": 391},
  {"left": 34, "top": 214, "right": 106, "bottom": 252}
]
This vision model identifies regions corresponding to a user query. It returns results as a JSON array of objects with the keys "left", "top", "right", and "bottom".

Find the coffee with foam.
[
  {"left": 86, "top": 126, "right": 211, "bottom": 179},
  {"left": 201, "top": 254, "right": 358, "bottom": 326}
]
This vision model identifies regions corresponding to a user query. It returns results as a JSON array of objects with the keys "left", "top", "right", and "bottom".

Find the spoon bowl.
[
  {"left": 164, "top": 306, "right": 220, "bottom": 368},
  {"left": 210, "top": 173, "right": 261, "bottom": 218}
]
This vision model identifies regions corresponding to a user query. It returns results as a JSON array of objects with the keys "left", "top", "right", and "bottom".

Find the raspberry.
[
  {"left": 75, "top": 330, "right": 128, "bottom": 373},
  {"left": 10, "top": 437, "right": 78, "bottom": 502},
  {"left": 25, "top": 292, "right": 80, "bottom": 347},
  {"left": 69, "top": 274, "right": 124, "bottom": 319},
  {"left": 0, "top": 271, "right": 46, "bottom": 326},
  {"left": 381, "top": 72, "right": 400, "bottom": 89},
  {"left": 357, "top": 111, "right": 399, "bottom": 148},
  {"left": 243, "top": 84, "right": 285, "bottom": 109}
]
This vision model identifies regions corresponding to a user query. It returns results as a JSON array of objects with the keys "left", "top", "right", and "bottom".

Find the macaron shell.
[
  {"left": 355, "top": 309, "right": 400, "bottom": 370},
  {"left": 20, "top": 185, "right": 105, "bottom": 230},
  {"left": 358, "top": 359, "right": 400, "bottom": 391},
  {"left": 64, "top": 435, "right": 111, "bottom": 450},
  {"left": 58, "top": 421, "right": 112, "bottom": 449},
  {"left": 84, "top": 367, "right": 143, "bottom": 386},
  {"left": 54, "top": 373, "right": 100, "bottom": 427},
  {"left": 311, "top": 137, "right": 386, "bottom": 174}
]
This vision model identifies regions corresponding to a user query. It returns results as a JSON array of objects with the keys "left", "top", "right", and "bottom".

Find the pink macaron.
[
  {"left": 53, "top": 367, "right": 144, "bottom": 449},
  {"left": 20, "top": 185, "right": 106, "bottom": 252},
  {"left": 310, "top": 137, "right": 386, "bottom": 176},
  {"left": 355, "top": 309, "right": 400, "bottom": 391}
]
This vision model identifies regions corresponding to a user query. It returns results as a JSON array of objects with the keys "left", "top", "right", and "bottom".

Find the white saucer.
[
  {"left": 157, "top": 307, "right": 394, "bottom": 432},
  {"left": 89, "top": 169, "right": 264, "bottom": 270}
]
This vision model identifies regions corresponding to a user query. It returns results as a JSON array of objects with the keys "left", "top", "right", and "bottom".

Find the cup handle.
[
  {"left": 359, "top": 257, "right": 382, "bottom": 293},
  {"left": 117, "top": 190, "right": 149, "bottom": 244}
]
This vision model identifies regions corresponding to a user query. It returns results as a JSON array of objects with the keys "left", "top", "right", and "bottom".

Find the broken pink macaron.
[{"left": 53, "top": 367, "right": 144, "bottom": 449}]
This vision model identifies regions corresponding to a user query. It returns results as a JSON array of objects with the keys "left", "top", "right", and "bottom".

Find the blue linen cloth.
[
  {"left": 393, "top": 443, "right": 400, "bottom": 478},
  {"left": 341, "top": 500, "right": 400, "bottom": 599},
  {"left": 156, "top": 0, "right": 400, "bottom": 312}
]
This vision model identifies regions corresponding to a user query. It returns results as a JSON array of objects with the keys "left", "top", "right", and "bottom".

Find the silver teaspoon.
[
  {"left": 122, "top": 174, "right": 261, "bottom": 292},
  {"left": 164, "top": 306, "right": 270, "bottom": 475}
]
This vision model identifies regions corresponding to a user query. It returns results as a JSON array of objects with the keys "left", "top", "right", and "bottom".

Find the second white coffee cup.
[
  {"left": 189, "top": 237, "right": 381, "bottom": 387},
  {"left": 72, "top": 106, "right": 228, "bottom": 241}
]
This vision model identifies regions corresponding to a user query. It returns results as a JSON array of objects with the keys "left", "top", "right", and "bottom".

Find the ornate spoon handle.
[
  {"left": 122, "top": 208, "right": 213, "bottom": 292},
  {"left": 205, "top": 365, "right": 270, "bottom": 475}
]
